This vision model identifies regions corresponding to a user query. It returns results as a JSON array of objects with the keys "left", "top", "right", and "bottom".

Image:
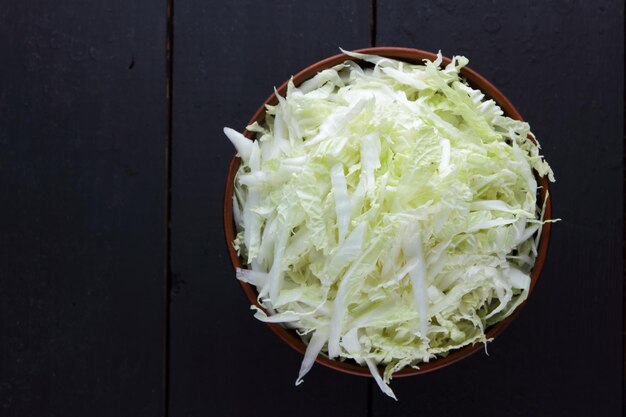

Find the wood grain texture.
[
  {"left": 374, "top": 0, "right": 624, "bottom": 415},
  {"left": 168, "top": 1, "right": 371, "bottom": 416},
  {"left": 0, "top": 2, "right": 167, "bottom": 416}
]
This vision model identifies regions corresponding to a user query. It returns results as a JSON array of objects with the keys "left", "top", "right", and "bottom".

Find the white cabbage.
[{"left": 226, "top": 50, "right": 554, "bottom": 399}]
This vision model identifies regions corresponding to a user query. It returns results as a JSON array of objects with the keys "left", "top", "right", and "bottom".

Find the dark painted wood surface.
[
  {"left": 0, "top": 2, "right": 167, "bottom": 416},
  {"left": 167, "top": 1, "right": 371, "bottom": 416},
  {"left": 373, "top": 1, "right": 624, "bottom": 416},
  {"left": 1, "top": 0, "right": 623, "bottom": 416}
]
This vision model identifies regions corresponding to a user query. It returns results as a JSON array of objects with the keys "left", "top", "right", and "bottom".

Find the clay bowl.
[{"left": 223, "top": 47, "right": 552, "bottom": 378}]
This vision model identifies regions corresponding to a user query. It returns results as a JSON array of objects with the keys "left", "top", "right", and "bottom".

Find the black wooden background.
[{"left": 1, "top": 1, "right": 623, "bottom": 416}]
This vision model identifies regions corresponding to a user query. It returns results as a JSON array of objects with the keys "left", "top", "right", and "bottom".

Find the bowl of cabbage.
[{"left": 223, "top": 47, "right": 554, "bottom": 399}]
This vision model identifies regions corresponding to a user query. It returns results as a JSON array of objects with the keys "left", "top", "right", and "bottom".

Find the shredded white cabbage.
[{"left": 226, "top": 50, "right": 554, "bottom": 399}]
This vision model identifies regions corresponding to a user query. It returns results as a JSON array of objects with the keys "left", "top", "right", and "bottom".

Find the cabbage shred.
[{"left": 225, "top": 50, "right": 554, "bottom": 399}]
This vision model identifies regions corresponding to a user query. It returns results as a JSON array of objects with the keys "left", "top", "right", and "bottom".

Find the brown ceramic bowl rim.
[{"left": 223, "top": 47, "right": 552, "bottom": 378}]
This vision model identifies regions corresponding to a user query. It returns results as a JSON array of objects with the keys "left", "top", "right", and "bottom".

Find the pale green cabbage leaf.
[{"left": 226, "top": 49, "right": 555, "bottom": 399}]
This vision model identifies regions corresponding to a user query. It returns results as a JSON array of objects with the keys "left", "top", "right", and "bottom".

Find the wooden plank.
[
  {"left": 374, "top": 0, "right": 624, "bottom": 415},
  {"left": 0, "top": 2, "right": 167, "bottom": 416},
  {"left": 168, "top": 1, "right": 371, "bottom": 416}
]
